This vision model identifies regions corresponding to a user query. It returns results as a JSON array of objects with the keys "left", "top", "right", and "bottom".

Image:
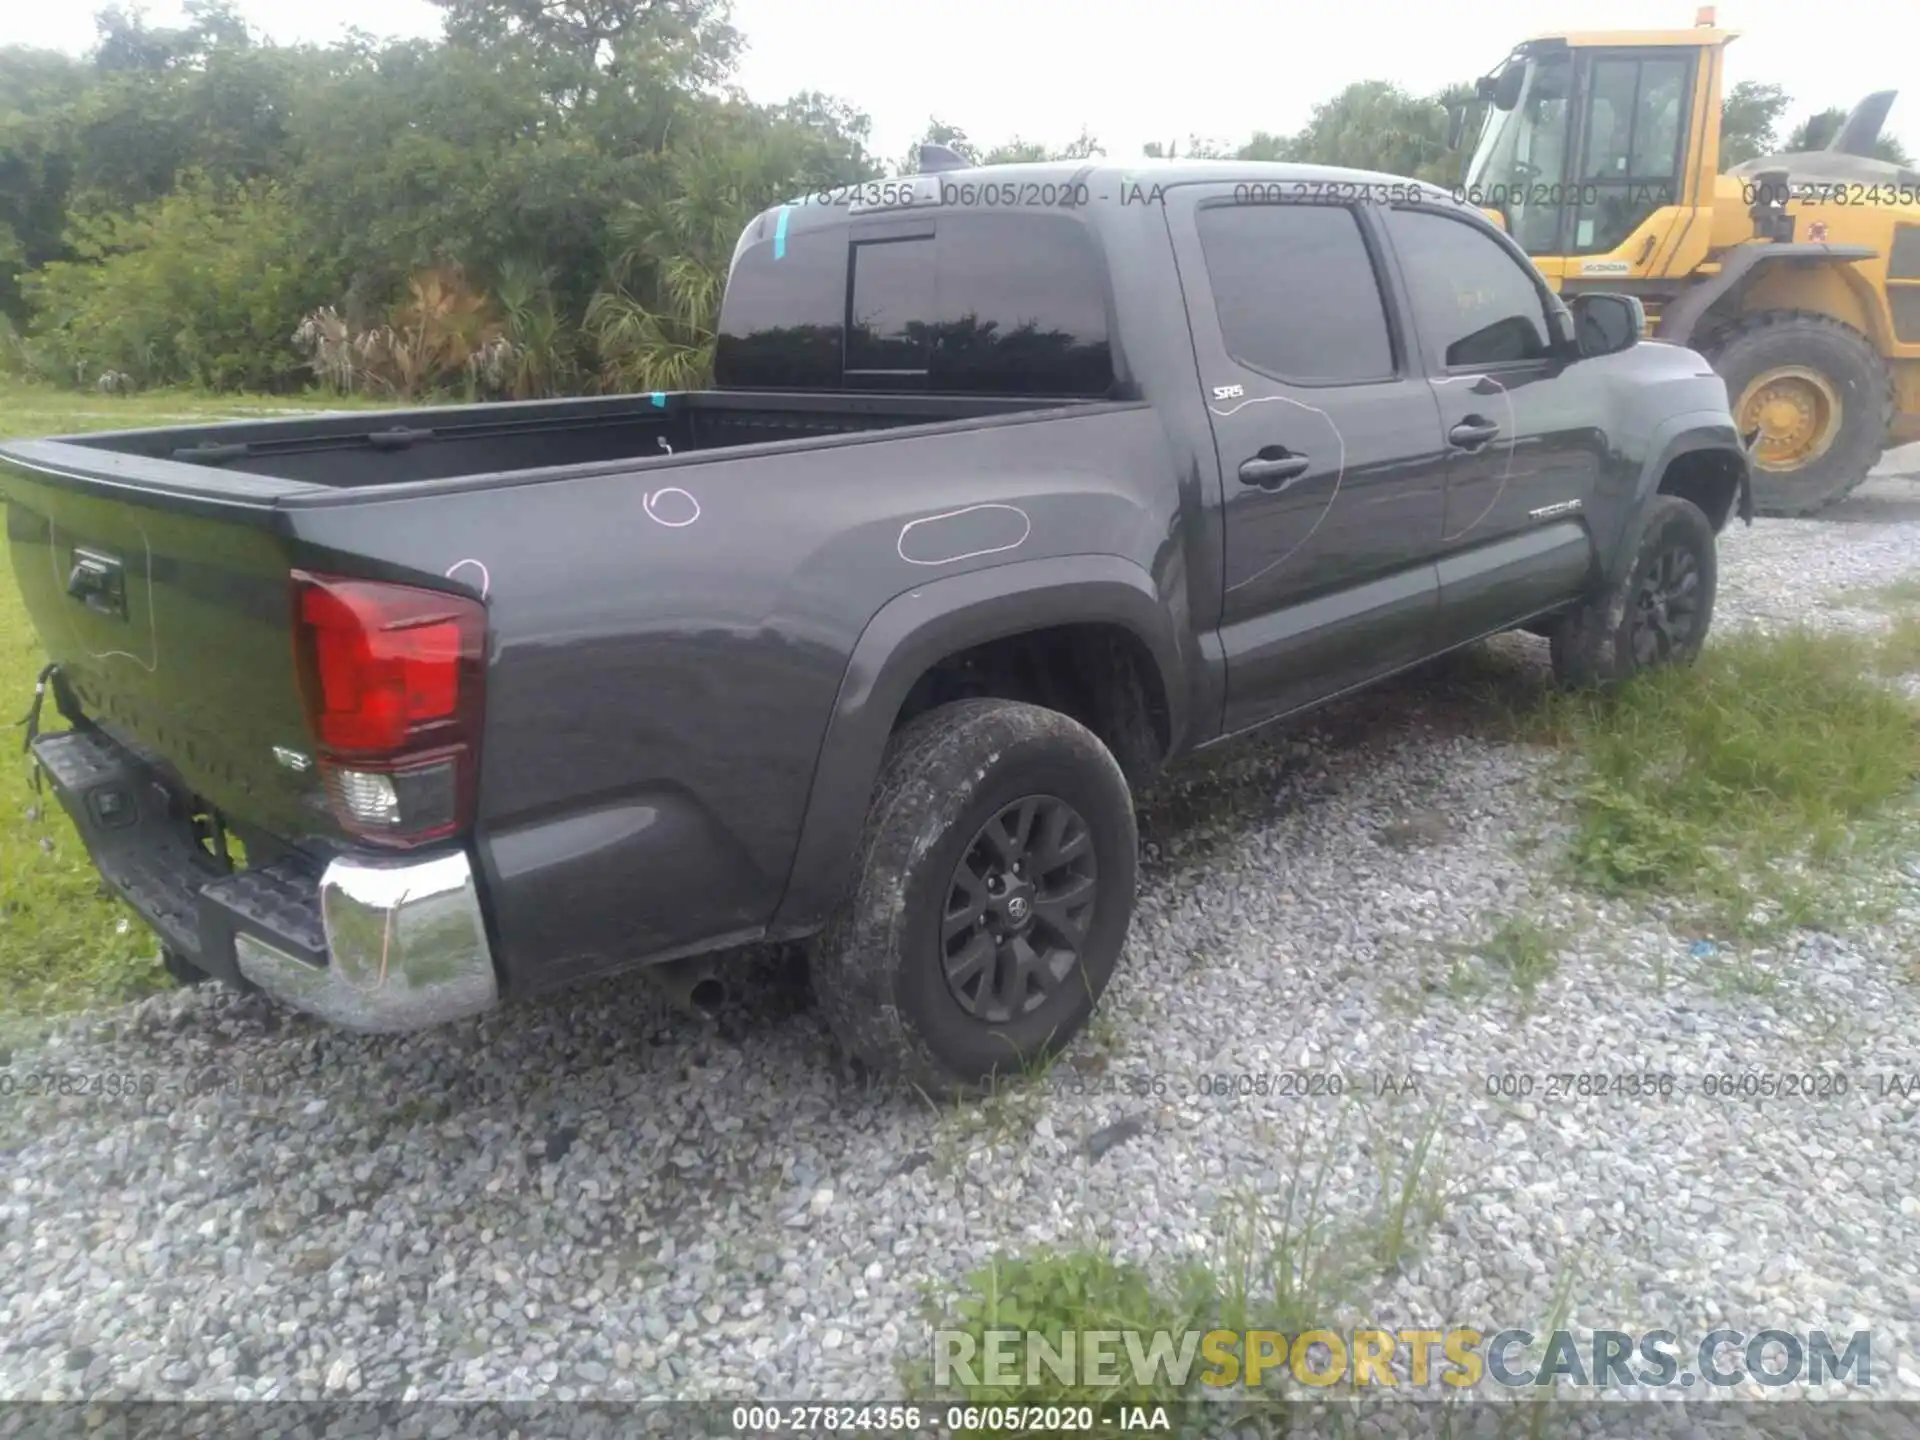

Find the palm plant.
[
  {"left": 494, "top": 257, "right": 579, "bottom": 399},
  {"left": 587, "top": 143, "right": 760, "bottom": 391},
  {"left": 587, "top": 121, "right": 862, "bottom": 393}
]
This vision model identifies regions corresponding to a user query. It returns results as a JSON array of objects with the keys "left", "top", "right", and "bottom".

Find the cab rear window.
[{"left": 715, "top": 208, "right": 1115, "bottom": 397}]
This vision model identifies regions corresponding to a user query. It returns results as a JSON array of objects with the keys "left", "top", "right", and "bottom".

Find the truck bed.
[
  {"left": 12, "top": 390, "right": 1060, "bottom": 495},
  {"left": 0, "top": 386, "right": 1116, "bottom": 868},
  {"left": 2, "top": 375, "right": 1161, "bottom": 1002}
]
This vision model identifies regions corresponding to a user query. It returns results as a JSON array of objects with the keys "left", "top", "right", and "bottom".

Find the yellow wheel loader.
[{"left": 1454, "top": 13, "right": 1920, "bottom": 515}]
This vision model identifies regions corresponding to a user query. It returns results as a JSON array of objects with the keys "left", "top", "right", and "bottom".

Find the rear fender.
[{"left": 771, "top": 554, "right": 1187, "bottom": 932}]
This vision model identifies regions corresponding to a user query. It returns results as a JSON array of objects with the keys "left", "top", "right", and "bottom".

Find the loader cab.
[{"left": 1462, "top": 30, "right": 1730, "bottom": 273}]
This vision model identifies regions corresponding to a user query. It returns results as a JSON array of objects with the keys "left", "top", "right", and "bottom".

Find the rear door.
[
  {"left": 1377, "top": 202, "right": 1605, "bottom": 645},
  {"left": 1166, "top": 187, "right": 1450, "bottom": 732}
]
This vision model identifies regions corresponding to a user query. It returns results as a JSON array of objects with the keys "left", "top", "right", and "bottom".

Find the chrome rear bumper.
[
  {"left": 30, "top": 725, "right": 499, "bottom": 1033},
  {"left": 235, "top": 850, "right": 499, "bottom": 1032}
]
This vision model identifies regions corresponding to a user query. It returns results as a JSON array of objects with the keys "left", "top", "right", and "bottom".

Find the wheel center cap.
[{"left": 991, "top": 877, "right": 1037, "bottom": 932}]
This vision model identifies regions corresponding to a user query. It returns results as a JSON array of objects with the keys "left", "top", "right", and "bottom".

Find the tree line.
[{"left": 0, "top": 1, "right": 1905, "bottom": 400}]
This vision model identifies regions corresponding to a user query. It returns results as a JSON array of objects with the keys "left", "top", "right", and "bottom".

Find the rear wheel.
[
  {"left": 1701, "top": 309, "right": 1894, "bottom": 516},
  {"left": 810, "top": 698, "right": 1138, "bottom": 1097}
]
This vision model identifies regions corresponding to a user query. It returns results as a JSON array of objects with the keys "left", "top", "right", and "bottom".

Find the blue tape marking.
[
  {"left": 651, "top": 392, "right": 666, "bottom": 407},
  {"left": 773, "top": 205, "right": 791, "bottom": 260}
]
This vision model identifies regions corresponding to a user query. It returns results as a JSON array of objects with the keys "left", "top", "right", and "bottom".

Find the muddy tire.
[
  {"left": 1700, "top": 309, "right": 1893, "bottom": 517},
  {"left": 810, "top": 699, "right": 1138, "bottom": 1097},
  {"left": 1551, "top": 495, "right": 1717, "bottom": 687}
]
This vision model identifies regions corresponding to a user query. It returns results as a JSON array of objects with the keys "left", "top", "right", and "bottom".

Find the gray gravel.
[{"left": 8, "top": 460, "right": 1920, "bottom": 1415}]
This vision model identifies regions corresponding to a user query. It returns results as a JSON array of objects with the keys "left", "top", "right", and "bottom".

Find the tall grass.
[{"left": 1531, "top": 625, "right": 1920, "bottom": 937}]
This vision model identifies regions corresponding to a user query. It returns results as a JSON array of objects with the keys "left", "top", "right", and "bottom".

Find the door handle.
[
  {"left": 66, "top": 549, "right": 127, "bottom": 619},
  {"left": 1238, "top": 452, "right": 1311, "bottom": 490},
  {"left": 1448, "top": 417, "right": 1502, "bottom": 449}
]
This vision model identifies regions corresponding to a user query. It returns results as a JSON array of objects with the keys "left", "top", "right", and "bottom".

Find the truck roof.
[{"left": 770, "top": 157, "right": 1455, "bottom": 227}]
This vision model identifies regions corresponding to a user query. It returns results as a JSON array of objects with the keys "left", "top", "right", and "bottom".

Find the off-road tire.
[
  {"left": 1551, "top": 495, "right": 1717, "bottom": 687},
  {"left": 1700, "top": 309, "right": 1894, "bottom": 517},
  {"left": 810, "top": 699, "right": 1138, "bottom": 1098},
  {"left": 161, "top": 947, "right": 211, "bottom": 987}
]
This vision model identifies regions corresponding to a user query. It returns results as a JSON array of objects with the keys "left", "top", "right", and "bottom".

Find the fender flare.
[
  {"left": 1609, "top": 410, "right": 1753, "bottom": 582},
  {"left": 770, "top": 553, "right": 1187, "bottom": 932},
  {"left": 1655, "top": 242, "right": 1877, "bottom": 349}
]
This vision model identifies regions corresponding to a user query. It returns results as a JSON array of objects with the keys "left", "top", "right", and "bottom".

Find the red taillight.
[{"left": 291, "top": 572, "right": 486, "bottom": 847}]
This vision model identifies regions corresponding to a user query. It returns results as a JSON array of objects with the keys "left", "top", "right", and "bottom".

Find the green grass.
[
  {"left": 1476, "top": 913, "right": 1565, "bottom": 1006},
  {"left": 1860, "top": 576, "right": 1920, "bottom": 612},
  {"left": 908, "top": 1104, "right": 1455, "bottom": 1419},
  {"left": 1416, "top": 911, "right": 1570, "bottom": 1012},
  {"left": 1529, "top": 625, "right": 1920, "bottom": 942},
  {"left": 1874, "top": 614, "right": 1920, "bottom": 678},
  {"left": 0, "top": 379, "right": 388, "bottom": 1018}
]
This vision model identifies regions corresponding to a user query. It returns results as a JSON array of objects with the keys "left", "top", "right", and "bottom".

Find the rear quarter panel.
[{"left": 280, "top": 405, "right": 1191, "bottom": 994}]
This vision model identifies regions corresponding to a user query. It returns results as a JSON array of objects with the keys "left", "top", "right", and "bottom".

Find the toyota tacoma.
[{"left": 1, "top": 157, "right": 1752, "bottom": 1093}]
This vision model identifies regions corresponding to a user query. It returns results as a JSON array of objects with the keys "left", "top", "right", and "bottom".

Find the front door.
[
  {"left": 1377, "top": 202, "right": 1605, "bottom": 644},
  {"left": 1168, "top": 189, "right": 1452, "bottom": 734}
]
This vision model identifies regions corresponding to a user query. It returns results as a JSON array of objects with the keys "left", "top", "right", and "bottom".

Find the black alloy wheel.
[
  {"left": 940, "top": 795, "right": 1098, "bottom": 1024},
  {"left": 1629, "top": 543, "right": 1703, "bottom": 666}
]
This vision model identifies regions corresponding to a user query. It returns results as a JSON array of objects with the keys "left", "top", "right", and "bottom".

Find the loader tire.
[{"left": 1701, "top": 309, "right": 1894, "bottom": 517}]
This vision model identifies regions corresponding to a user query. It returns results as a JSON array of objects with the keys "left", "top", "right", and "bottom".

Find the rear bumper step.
[{"left": 32, "top": 727, "right": 498, "bottom": 1032}]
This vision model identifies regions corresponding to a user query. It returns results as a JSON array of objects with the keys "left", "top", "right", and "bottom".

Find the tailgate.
[{"left": 2, "top": 445, "right": 327, "bottom": 846}]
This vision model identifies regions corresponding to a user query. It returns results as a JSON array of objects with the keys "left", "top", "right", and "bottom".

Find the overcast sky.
[{"left": 13, "top": 0, "right": 1917, "bottom": 165}]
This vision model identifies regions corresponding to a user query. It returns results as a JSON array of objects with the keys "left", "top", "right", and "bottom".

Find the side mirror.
[
  {"left": 1492, "top": 64, "right": 1526, "bottom": 112},
  {"left": 1567, "top": 292, "right": 1643, "bottom": 357}
]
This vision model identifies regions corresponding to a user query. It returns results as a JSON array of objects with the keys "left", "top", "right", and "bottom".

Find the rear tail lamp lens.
[{"left": 292, "top": 573, "right": 485, "bottom": 847}]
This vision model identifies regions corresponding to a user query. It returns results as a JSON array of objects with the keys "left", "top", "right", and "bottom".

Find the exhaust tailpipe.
[{"left": 647, "top": 955, "right": 728, "bottom": 1018}]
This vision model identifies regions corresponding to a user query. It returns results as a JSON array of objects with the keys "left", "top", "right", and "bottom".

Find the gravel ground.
[{"left": 7, "top": 461, "right": 1920, "bottom": 1425}]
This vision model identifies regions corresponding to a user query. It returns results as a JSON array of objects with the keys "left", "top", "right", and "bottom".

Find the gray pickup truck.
[{"left": 2, "top": 158, "right": 1751, "bottom": 1094}]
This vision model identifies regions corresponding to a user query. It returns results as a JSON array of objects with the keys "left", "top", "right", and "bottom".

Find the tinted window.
[
  {"left": 1383, "top": 208, "right": 1555, "bottom": 367},
  {"left": 1196, "top": 203, "right": 1394, "bottom": 382},
  {"left": 1573, "top": 56, "right": 1688, "bottom": 254},
  {"left": 1581, "top": 58, "right": 1687, "bottom": 180},
  {"left": 713, "top": 208, "right": 846, "bottom": 389},
  {"left": 847, "top": 213, "right": 1114, "bottom": 396},
  {"left": 847, "top": 237, "right": 934, "bottom": 377}
]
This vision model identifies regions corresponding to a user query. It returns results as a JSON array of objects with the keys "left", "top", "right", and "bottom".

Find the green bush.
[{"left": 24, "top": 174, "right": 339, "bottom": 392}]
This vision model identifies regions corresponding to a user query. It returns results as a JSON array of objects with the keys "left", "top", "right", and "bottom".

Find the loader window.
[
  {"left": 1461, "top": 48, "right": 1574, "bottom": 253},
  {"left": 1571, "top": 55, "right": 1690, "bottom": 255}
]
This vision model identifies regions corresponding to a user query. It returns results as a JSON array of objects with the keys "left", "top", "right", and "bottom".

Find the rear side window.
[
  {"left": 1382, "top": 206, "right": 1556, "bottom": 367},
  {"left": 715, "top": 207, "right": 1114, "bottom": 396},
  {"left": 1195, "top": 203, "right": 1395, "bottom": 383}
]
